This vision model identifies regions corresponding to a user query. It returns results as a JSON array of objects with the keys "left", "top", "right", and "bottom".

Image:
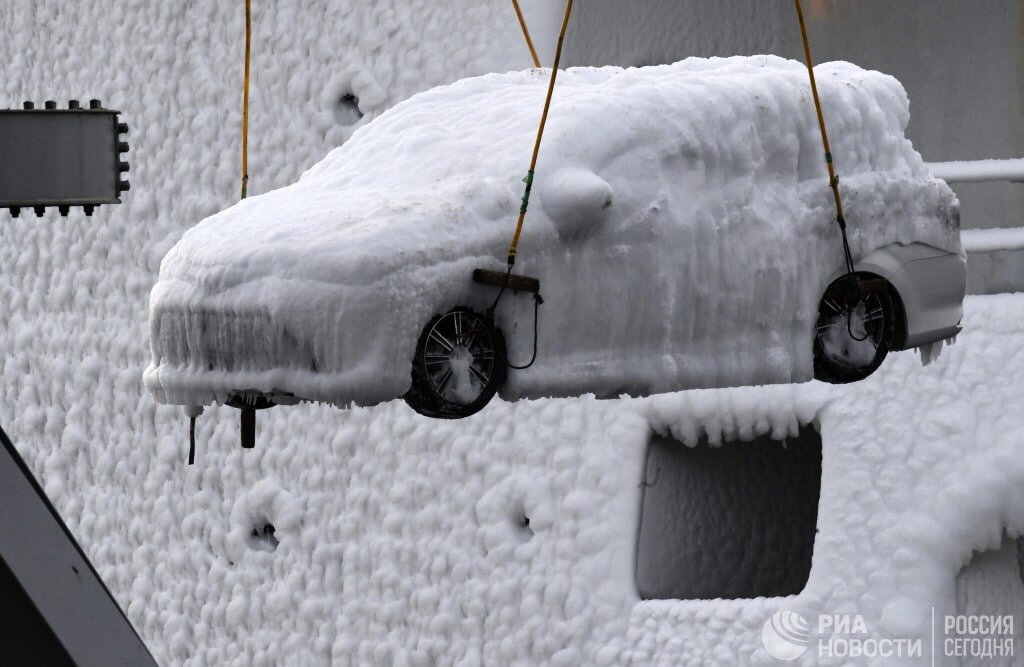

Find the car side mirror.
[{"left": 538, "top": 166, "right": 613, "bottom": 242}]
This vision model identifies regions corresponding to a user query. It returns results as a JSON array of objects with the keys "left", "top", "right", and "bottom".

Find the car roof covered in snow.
[{"left": 159, "top": 55, "right": 950, "bottom": 293}]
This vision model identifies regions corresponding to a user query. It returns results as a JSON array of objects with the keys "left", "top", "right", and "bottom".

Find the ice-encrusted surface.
[
  {"left": 621, "top": 295, "right": 1024, "bottom": 666},
  {"left": 147, "top": 56, "right": 961, "bottom": 409},
  {"left": 0, "top": 3, "right": 1013, "bottom": 666},
  {"left": 11, "top": 293, "right": 1024, "bottom": 666},
  {"left": 955, "top": 537, "right": 1024, "bottom": 667}
]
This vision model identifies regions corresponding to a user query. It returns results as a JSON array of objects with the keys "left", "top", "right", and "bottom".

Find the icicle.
[{"left": 917, "top": 335, "right": 958, "bottom": 367}]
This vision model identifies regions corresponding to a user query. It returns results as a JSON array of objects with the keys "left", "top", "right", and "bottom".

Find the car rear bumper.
[
  {"left": 852, "top": 243, "right": 966, "bottom": 351},
  {"left": 891, "top": 250, "right": 967, "bottom": 349}
]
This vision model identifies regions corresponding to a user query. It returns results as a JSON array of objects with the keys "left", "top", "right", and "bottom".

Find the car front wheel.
[
  {"left": 404, "top": 307, "right": 507, "bottom": 419},
  {"left": 813, "top": 275, "right": 895, "bottom": 384}
]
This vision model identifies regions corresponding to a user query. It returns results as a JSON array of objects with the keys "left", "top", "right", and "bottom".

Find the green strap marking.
[{"left": 520, "top": 170, "right": 535, "bottom": 215}]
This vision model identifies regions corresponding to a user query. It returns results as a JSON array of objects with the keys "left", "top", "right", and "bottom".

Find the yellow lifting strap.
[
  {"left": 506, "top": 0, "right": 574, "bottom": 267},
  {"left": 190, "top": 0, "right": 252, "bottom": 464},
  {"left": 511, "top": 0, "right": 542, "bottom": 69},
  {"left": 241, "top": 0, "right": 252, "bottom": 200},
  {"left": 794, "top": 0, "right": 856, "bottom": 276}
]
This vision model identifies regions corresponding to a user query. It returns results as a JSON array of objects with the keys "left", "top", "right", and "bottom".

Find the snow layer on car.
[{"left": 147, "top": 56, "right": 961, "bottom": 408}]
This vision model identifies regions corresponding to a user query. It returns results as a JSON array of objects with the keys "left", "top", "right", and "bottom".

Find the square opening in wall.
[
  {"left": 953, "top": 533, "right": 1024, "bottom": 657},
  {"left": 636, "top": 424, "right": 822, "bottom": 600}
]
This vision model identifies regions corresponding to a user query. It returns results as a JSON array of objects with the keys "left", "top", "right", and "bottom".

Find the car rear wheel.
[
  {"left": 404, "top": 307, "right": 507, "bottom": 419},
  {"left": 813, "top": 275, "right": 895, "bottom": 384}
]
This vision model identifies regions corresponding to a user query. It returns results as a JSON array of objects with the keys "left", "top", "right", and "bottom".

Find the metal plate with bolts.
[{"left": 0, "top": 100, "right": 129, "bottom": 217}]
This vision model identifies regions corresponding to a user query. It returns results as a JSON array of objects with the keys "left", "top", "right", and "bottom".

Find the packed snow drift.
[{"left": 146, "top": 55, "right": 961, "bottom": 411}]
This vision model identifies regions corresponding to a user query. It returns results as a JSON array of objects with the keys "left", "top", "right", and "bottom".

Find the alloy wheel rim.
[
  {"left": 816, "top": 291, "right": 887, "bottom": 368},
  {"left": 424, "top": 311, "right": 497, "bottom": 405}
]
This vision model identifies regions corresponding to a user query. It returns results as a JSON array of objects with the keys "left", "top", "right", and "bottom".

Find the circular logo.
[{"left": 761, "top": 611, "right": 812, "bottom": 661}]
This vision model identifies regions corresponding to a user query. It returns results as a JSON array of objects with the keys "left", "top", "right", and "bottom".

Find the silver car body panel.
[{"left": 848, "top": 242, "right": 966, "bottom": 350}]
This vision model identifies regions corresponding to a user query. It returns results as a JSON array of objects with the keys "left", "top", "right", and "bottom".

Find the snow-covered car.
[{"left": 145, "top": 56, "right": 965, "bottom": 419}]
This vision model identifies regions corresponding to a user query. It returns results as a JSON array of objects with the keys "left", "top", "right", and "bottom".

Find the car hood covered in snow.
[{"left": 146, "top": 55, "right": 960, "bottom": 408}]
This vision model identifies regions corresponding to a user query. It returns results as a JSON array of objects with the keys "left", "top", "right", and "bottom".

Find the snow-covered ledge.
[
  {"left": 963, "top": 227, "right": 1024, "bottom": 288},
  {"left": 926, "top": 160, "right": 1024, "bottom": 295},
  {"left": 927, "top": 159, "right": 1024, "bottom": 184},
  {"left": 962, "top": 230, "right": 1024, "bottom": 295}
]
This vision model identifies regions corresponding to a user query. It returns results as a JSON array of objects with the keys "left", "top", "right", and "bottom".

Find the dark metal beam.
[{"left": 0, "top": 424, "right": 157, "bottom": 666}]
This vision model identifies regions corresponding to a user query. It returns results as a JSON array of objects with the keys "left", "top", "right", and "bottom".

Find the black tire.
[
  {"left": 403, "top": 307, "right": 507, "bottom": 419},
  {"left": 813, "top": 275, "right": 895, "bottom": 384}
]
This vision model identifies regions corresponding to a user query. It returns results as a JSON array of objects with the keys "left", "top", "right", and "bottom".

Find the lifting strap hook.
[{"left": 794, "top": 0, "right": 858, "bottom": 281}]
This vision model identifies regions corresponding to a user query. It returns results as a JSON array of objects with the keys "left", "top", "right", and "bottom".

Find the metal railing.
[{"left": 926, "top": 159, "right": 1024, "bottom": 295}]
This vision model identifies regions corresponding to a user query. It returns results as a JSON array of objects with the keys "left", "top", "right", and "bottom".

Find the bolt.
[
  {"left": 58, "top": 205, "right": 70, "bottom": 216},
  {"left": 68, "top": 100, "right": 80, "bottom": 109},
  {"left": 44, "top": 100, "right": 56, "bottom": 110},
  {"left": 22, "top": 101, "right": 34, "bottom": 109},
  {"left": 89, "top": 99, "right": 102, "bottom": 109}
]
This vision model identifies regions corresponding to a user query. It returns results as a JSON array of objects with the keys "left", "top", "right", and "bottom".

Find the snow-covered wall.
[{"left": 2, "top": 2, "right": 1023, "bottom": 666}]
